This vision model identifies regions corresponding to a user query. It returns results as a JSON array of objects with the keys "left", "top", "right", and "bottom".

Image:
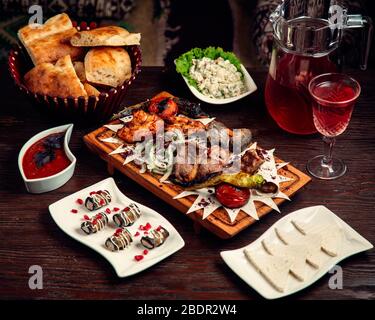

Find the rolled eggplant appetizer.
[
  {"left": 81, "top": 212, "right": 109, "bottom": 235},
  {"left": 85, "top": 190, "right": 112, "bottom": 211},
  {"left": 141, "top": 226, "right": 169, "bottom": 249},
  {"left": 105, "top": 228, "right": 133, "bottom": 252},
  {"left": 113, "top": 203, "right": 141, "bottom": 227}
]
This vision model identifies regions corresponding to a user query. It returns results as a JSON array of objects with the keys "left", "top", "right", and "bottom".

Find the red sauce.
[{"left": 22, "top": 133, "right": 71, "bottom": 179}]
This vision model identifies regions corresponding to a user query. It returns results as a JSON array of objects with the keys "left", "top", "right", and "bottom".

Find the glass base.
[{"left": 307, "top": 155, "right": 347, "bottom": 180}]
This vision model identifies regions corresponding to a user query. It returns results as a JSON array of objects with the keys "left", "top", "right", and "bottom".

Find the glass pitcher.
[{"left": 265, "top": 0, "right": 373, "bottom": 135}]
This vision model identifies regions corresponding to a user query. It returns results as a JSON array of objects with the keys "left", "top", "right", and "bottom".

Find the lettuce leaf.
[{"left": 175, "top": 47, "right": 243, "bottom": 90}]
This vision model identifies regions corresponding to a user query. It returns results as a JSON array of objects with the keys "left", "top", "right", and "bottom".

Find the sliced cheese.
[
  {"left": 244, "top": 248, "right": 291, "bottom": 293},
  {"left": 262, "top": 238, "right": 307, "bottom": 282}
]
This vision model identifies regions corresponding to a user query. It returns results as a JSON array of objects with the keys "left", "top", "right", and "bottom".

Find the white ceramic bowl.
[
  {"left": 178, "top": 64, "right": 257, "bottom": 105},
  {"left": 18, "top": 124, "right": 76, "bottom": 194}
]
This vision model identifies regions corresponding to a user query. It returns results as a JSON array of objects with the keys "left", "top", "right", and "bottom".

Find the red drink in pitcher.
[
  {"left": 266, "top": 0, "right": 371, "bottom": 135},
  {"left": 265, "top": 52, "right": 337, "bottom": 135}
]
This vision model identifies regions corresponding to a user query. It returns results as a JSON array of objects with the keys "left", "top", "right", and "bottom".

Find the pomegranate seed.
[
  {"left": 144, "top": 231, "right": 148, "bottom": 235},
  {"left": 139, "top": 225, "right": 145, "bottom": 231},
  {"left": 143, "top": 249, "right": 149, "bottom": 255},
  {"left": 105, "top": 208, "right": 111, "bottom": 214},
  {"left": 89, "top": 191, "right": 96, "bottom": 195},
  {"left": 134, "top": 231, "right": 140, "bottom": 237},
  {"left": 76, "top": 199, "right": 83, "bottom": 205},
  {"left": 156, "top": 226, "right": 162, "bottom": 231},
  {"left": 99, "top": 199, "right": 105, "bottom": 205},
  {"left": 71, "top": 209, "right": 78, "bottom": 214},
  {"left": 145, "top": 222, "right": 152, "bottom": 230},
  {"left": 89, "top": 22, "right": 97, "bottom": 29},
  {"left": 80, "top": 21, "right": 87, "bottom": 29},
  {"left": 83, "top": 215, "right": 90, "bottom": 220},
  {"left": 124, "top": 207, "right": 130, "bottom": 212},
  {"left": 134, "top": 255, "right": 144, "bottom": 262},
  {"left": 113, "top": 207, "right": 120, "bottom": 212}
]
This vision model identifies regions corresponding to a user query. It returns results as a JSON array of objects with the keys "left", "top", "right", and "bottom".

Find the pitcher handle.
[{"left": 346, "top": 15, "right": 373, "bottom": 70}]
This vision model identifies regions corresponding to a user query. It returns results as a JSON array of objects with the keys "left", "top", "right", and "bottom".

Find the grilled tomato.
[
  {"left": 215, "top": 183, "right": 250, "bottom": 209},
  {"left": 148, "top": 97, "right": 178, "bottom": 119}
]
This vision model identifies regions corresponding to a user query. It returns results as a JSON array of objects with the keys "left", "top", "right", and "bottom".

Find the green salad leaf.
[{"left": 175, "top": 47, "right": 243, "bottom": 90}]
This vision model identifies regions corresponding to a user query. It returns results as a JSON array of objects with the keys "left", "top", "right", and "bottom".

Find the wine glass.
[{"left": 307, "top": 73, "right": 361, "bottom": 180}]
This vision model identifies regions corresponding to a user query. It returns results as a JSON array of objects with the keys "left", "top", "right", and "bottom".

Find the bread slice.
[
  {"left": 18, "top": 13, "right": 73, "bottom": 45},
  {"left": 85, "top": 47, "right": 132, "bottom": 87},
  {"left": 84, "top": 83, "right": 100, "bottom": 97},
  {"left": 244, "top": 248, "right": 290, "bottom": 293},
  {"left": 18, "top": 13, "right": 84, "bottom": 65},
  {"left": 262, "top": 238, "right": 307, "bottom": 281},
  {"left": 24, "top": 55, "right": 87, "bottom": 98},
  {"left": 73, "top": 61, "right": 86, "bottom": 82},
  {"left": 70, "top": 26, "right": 141, "bottom": 47}
]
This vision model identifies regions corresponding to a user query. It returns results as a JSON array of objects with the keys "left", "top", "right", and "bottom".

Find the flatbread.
[
  {"left": 24, "top": 55, "right": 87, "bottom": 98},
  {"left": 18, "top": 13, "right": 84, "bottom": 65},
  {"left": 244, "top": 248, "right": 290, "bottom": 293},
  {"left": 70, "top": 26, "right": 141, "bottom": 47},
  {"left": 85, "top": 47, "right": 132, "bottom": 87},
  {"left": 84, "top": 83, "right": 100, "bottom": 97},
  {"left": 18, "top": 13, "right": 73, "bottom": 45},
  {"left": 73, "top": 61, "right": 86, "bottom": 82}
]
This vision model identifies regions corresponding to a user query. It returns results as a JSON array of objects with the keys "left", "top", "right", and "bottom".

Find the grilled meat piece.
[
  {"left": 172, "top": 144, "right": 230, "bottom": 184},
  {"left": 241, "top": 149, "right": 265, "bottom": 175},
  {"left": 117, "top": 109, "right": 162, "bottom": 143},
  {"left": 195, "top": 145, "right": 231, "bottom": 181},
  {"left": 165, "top": 115, "right": 206, "bottom": 134}
]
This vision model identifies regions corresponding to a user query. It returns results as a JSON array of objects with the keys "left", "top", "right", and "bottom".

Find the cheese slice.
[
  {"left": 244, "top": 248, "right": 290, "bottom": 292},
  {"left": 262, "top": 238, "right": 307, "bottom": 281},
  {"left": 320, "top": 226, "right": 342, "bottom": 257},
  {"left": 292, "top": 220, "right": 342, "bottom": 257},
  {"left": 297, "top": 234, "right": 323, "bottom": 269}
]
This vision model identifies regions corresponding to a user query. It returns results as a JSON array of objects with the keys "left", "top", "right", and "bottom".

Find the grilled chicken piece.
[
  {"left": 117, "top": 109, "right": 162, "bottom": 143},
  {"left": 165, "top": 115, "right": 206, "bottom": 134},
  {"left": 241, "top": 149, "right": 264, "bottom": 175}
]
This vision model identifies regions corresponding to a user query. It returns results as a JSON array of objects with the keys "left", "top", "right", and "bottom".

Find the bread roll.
[{"left": 84, "top": 47, "right": 132, "bottom": 88}]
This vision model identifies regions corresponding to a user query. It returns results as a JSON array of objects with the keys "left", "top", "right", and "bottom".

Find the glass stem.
[{"left": 322, "top": 136, "right": 335, "bottom": 171}]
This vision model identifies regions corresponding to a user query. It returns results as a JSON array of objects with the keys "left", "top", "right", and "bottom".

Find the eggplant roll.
[
  {"left": 81, "top": 212, "right": 109, "bottom": 235},
  {"left": 85, "top": 190, "right": 111, "bottom": 211},
  {"left": 113, "top": 203, "right": 141, "bottom": 227},
  {"left": 105, "top": 228, "right": 133, "bottom": 252},
  {"left": 141, "top": 226, "right": 169, "bottom": 249}
]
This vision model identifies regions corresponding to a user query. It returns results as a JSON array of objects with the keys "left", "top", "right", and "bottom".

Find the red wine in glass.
[{"left": 307, "top": 73, "right": 361, "bottom": 180}]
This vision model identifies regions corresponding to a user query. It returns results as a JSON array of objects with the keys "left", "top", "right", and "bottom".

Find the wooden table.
[{"left": 0, "top": 65, "right": 374, "bottom": 300}]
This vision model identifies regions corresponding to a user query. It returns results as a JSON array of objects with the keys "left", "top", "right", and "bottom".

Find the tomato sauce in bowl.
[{"left": 22, "top": 132, "right": 71, "bottom": 179}]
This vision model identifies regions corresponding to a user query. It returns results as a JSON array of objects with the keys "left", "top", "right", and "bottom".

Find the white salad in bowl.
[{"left": 175, "top": 47, "right": 257, "bottom": 104}]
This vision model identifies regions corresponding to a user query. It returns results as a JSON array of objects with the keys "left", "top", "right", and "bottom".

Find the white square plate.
[
  {"left": 220, "top": 205, "right": 373, "bottom": 299},
  {"left": 49, "top": 177, "right": 185, "bottom": 277},
  {"left": 179, "top": 64, "right": 257, "bottom": 105}
]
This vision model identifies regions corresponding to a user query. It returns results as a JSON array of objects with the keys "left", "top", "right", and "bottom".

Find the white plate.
[
  {"left": 179, "top": 64, "right": 257, "bottom": 105},
  {"left": 49, "top": 177, "right": 185, "bottom": 277},
  {"left": 220, "top": 206, "right": 373, "bottom": 299}
]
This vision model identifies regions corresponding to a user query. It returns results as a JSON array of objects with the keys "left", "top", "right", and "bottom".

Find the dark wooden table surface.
[{"left": 0, "top": 64, "right": 374, "bottom": 300}]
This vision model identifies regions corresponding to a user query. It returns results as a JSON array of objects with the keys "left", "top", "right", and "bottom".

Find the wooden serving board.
[{"left": 84, "top": 92, "right": 311, "bottom": 239}]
